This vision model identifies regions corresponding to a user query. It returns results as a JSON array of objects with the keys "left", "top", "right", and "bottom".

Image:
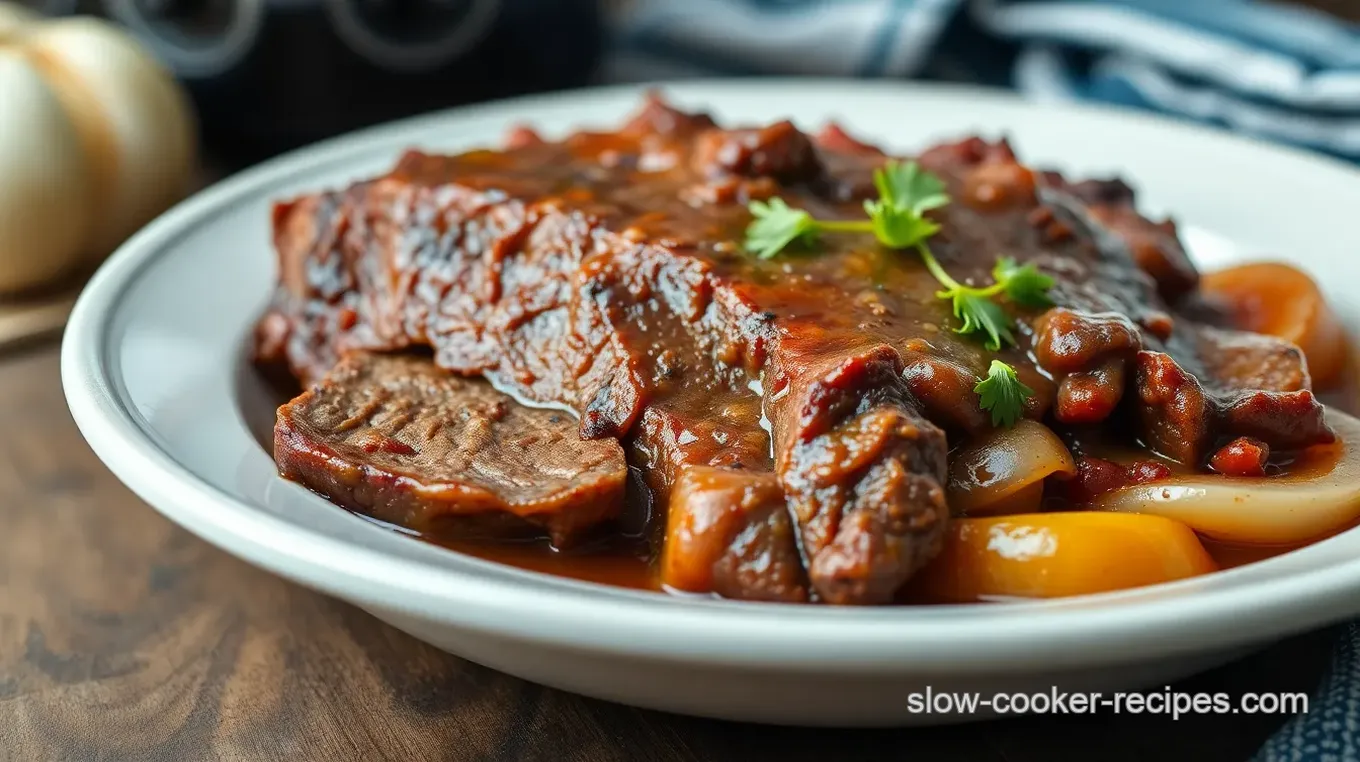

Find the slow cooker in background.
[{"left": 14, "top": 0, "right": 604, "bottom": 161}]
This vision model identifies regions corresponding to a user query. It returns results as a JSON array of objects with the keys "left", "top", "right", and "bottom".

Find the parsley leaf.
[
  {"left": 741, "top": 161, "right": 1053, "bottom": 353},
  {"left": 745, "top": 198, "right": 821, "bottom": 259},
  {"left": 741, "top": 158, "right": 1053, "bottom": 427},
  {"left": 745, "top": 161, "right": 949, "bottom": 259},
  {"left": 864, "top": 198, "right": 940, "bottom": 249},
  {"left": 874, "top": 160, "right": 949, "bottom": 215},
  {"left": 744, "top": 198, "right": 877, "bottom": 259},
  {"left": 992, "top": 257, "right": 1055, "bottom": 308},
  {"left": 943, "top": 289, "right": 1015, "bottom": 351},
  {"left": 974, "top": 360, "right": 1035, "bottom": 428}
]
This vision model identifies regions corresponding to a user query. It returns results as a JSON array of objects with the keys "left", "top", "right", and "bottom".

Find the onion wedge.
[
  {"left": 1092, "top": 409, "right": 1360, "bottom": 545},
  {"left": 948, "top": 419, "right": 1075, "bottom": 516}
]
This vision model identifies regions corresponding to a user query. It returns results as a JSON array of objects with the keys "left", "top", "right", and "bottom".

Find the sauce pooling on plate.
[
  {"left": 386, "top": 348, "right": 1359, "bottom": 602},
  {"left": 396, "top": 352, "right": 1359, "bottom": 601}
]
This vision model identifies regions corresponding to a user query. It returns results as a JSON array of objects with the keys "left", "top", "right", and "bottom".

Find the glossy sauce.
[
  {"left": 334, "top": 343, "right": 1358, "bottom": 597},
  {"left": 1192, "top": 344, "right": 1360, "bottom": 570},
  {"left": 259, "top": 101, "right": 1345, "bottom": 603},
  {"left": 432, "top": 534, "right": 661, "bottom": 590},
  {"left": 242, "top": 315, "right": 1354, "bottom": 598}
]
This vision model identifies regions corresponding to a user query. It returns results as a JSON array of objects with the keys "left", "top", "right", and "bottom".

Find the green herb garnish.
[
  {"left": 744, "top": 198, "right": 820, "bottom": 260},
  {"left": 974, "top": 360, "right": 1035, "bottom": 428},
  {"left": 746, "top": 161, "right": 947, "bottom": 258},
  {"left": 871, "top": 159, "right": 950, "bottom": 217},
  {"left": 991, "top": 256, "right": 1056, "bottom": 308},
  {"left": 918, "top": 248, "right": 1055, "bottom": 351},
  {"left": 742, "top": 160, "right": 1055, "bottom": 352}
]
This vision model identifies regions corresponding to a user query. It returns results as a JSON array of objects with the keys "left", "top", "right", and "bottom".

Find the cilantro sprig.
[
  {"left": 974, "top": 360, "right": 1035, "bottom": 428},
  {"left": 920, "top": 252, "right": 1054, "bottom": 351},
  {"left": 743, "top": 159, "right": 1050, "bottom": 426},
  {"left": 745, "top": 161, "right": 947, "bottom": 258},
  {"left": 745, "top": 198, "right": 864, "bottom": 259},
  {"left": 743, "top": 160, "right": 1054, "bottom": 351}
]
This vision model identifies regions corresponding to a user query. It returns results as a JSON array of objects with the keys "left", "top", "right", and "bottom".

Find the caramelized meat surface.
[
  {"left": 258, "top": 95, "right": 1333, "bottom": 603},
  {"left": 275, "top": 352, "right": 628, "bottom": 547}
]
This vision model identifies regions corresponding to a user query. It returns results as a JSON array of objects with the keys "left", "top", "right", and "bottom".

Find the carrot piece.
[
  {"left": 1201, "top": 262, "right": 1347, "bottom": 388},
  {"left": 904, "top": 512, "right": 1216, "bottom": 603}
]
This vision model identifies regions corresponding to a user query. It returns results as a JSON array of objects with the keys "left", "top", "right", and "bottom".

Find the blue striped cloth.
[
  {"left": 605, "top": 1, "right": 1360, "bottom": 758},
  {"left": 1261, "top": 622, "right": 1360, "bottom": 761},
  {"left": 604, "top": 0, "right": 1360, "bottom": 162}
]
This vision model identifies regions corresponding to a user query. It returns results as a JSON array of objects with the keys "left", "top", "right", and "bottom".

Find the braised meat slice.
[
  {"left": 257, "top": 95, "right": 1333, "bottom": 604},
  {"left": 275, "top": 352, "right": 628, "bottom": 547}
]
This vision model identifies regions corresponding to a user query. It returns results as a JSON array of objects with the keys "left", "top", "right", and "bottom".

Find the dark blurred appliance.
[{"left": 17, "top": 0, "right": 603, "bottom": 160}]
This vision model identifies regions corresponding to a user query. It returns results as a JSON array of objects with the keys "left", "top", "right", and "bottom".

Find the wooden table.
[{"left": 0, "top": 340, "right": 1335, "bottom": 761}]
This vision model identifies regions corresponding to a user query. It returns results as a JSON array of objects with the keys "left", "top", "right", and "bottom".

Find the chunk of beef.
[
  {"left": 813, "top": 122, "right": 885, "bottom": 156},
  {"left": 1209, "top": 437, "right": 1270, "bottom": 477},
  {"left": 691, "top": 120, "right": 822, "bottom": 182},
  {"left": 1050, "top": 457, "right": 1173, "bottom": 504},
  {"left": 1034, "top": 309, "right": 1143, "bottom": 424},
  {"left": 635, "top": 401, "right": 810, "bottom": 602},
  {"left": 275, "top": 352, "right": 628, "bottom": 547},
  {"left": 1135, "top": 347, "right": 1331, "bottom": 465},
  {"left": 768, "top": 343, "right": 950, "bottom": 604},
  {"left": 619, "top": 90, "right": 717, "bottom": 138},
  {"left": 258, "top": 96, "right": 1334, "bottom": 603},
  {"left": 1037, "top": 174, "right": 1200, "bottom": 301},
  {"left": 502, "top": 125, "right": 546, "bottom": 150},
  {"left": 661, "top": 467, "right": 807, "bottom": 602}
]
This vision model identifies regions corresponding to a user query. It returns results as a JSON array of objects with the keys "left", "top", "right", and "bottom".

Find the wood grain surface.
[{"left": 0, "top": 343, "right": 1337, "bottom": 762}]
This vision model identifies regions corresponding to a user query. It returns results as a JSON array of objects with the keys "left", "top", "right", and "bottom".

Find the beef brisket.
[
  {"left": 275, "top": 351, "right": 628, "bottom": 546},
  {"left": 258, "top": 94, "right": 1333, "bottom": 603}
]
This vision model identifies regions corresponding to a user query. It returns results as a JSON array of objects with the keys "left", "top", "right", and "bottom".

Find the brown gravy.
[
  {"left": 259, "top": 332, "right": 1358, "bottom": 598},
  {"left": 431, "top": 535, "right": 661, "bottom": 591},
  {"left": 347, "top": 345, "right": 1360, "bottom": 595}
]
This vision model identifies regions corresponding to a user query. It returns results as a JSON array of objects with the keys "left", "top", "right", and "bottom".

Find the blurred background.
[
  {"left": 6, "top": 0, "right": 1358, "bottom": 159},
  {"left": 0, "top": 0, "right": 1355, "bottom": 313},
  {"left": 0, "top": 4, "right": 1354, "bottom": 758}
]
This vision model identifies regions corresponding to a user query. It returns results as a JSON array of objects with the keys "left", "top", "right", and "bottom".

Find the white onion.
[
  {"left": 0, "top": 9, "right": 195, "bottom": 292},
  {"left": 948, "top": 420, "right": 1076, "bottom": 515},
  {"left": 1093, "top": 409, "right": 1360, "bottom": 545}
]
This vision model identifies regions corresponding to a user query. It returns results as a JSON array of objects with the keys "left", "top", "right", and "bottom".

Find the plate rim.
[{"left": 62, "top": 78, "right": 1360, "bottom": 673}]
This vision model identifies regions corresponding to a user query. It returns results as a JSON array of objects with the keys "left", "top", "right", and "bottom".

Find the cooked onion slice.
[
  {"left": 1092, "top": 410, "right": 1360, "bottom": 545},
  {"left": 948, "top": 420, "right": 1076, "bottom": 516},
  {"left": 1201, "top": 262, "right": 1347, "bottom": 388},
  {"left": 907, "top": 512, "right": 1216, "bottom": 602}
]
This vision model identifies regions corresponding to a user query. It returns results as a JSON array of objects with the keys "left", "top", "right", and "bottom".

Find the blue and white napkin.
[
  {"left": 1257, "top": 622, "right": 1360, "bottom": 760},
  {"left": 604, "top": 0, "right": 1360, "bottom": 161}
]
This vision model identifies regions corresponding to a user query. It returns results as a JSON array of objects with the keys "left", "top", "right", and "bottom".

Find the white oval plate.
[{"left": 63, "top": 80, "right": 1360, "bottom": 726}]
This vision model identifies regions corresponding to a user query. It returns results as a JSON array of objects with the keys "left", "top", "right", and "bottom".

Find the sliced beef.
[
  {"left": 258, "top": 97, "right": 1333, "bottom": 604},
  {"left": 275, "top": 352, "right": 628, "bottom": 547}
]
